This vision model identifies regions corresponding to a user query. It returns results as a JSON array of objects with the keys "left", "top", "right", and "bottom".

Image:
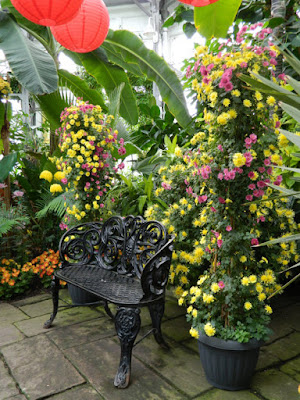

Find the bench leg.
[
  {"left": 43, "top": 276, "right": 60, "bottom": 329},
  {"left": 148, "top": 300, "right": 169, "bottom": 349},
  {"left": 114, "top": 307, "right": 141, "bottom": 389}
]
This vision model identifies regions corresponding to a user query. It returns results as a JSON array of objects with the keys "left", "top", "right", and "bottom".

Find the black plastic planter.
[
  {"left": 198, "top": 333, "right": 264, "bottom": 390},
  {"left": 67, "top": 283, "right": 100, "bottom": 305}
]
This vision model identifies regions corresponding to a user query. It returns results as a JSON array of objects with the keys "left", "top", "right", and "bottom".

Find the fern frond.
[
  {"left": 0, "top": 217, "right": 29, "bottom": 237},
  {"left": 36, "top": 193, "right": 68, "bottom": 219}
]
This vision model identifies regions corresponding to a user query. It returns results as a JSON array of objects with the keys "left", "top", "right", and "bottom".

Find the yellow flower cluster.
[{"left": 0, "top": 77, "right": 11, "bottom": 96}]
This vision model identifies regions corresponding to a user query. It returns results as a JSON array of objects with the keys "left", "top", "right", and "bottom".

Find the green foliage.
[
  {"left": 0, "top": 152, "right": 17, "bottom": 181},
  {"left": 107, "top": 173, "right": 167, "bottom": 217},
  {"left": 0, "top": 12, "right": 58, "bottom": 95},
  {"left": 0, "top": 203, "right": 29, "bottom": 238},
  {"left": 194, "top": 0, "right": 242, "bottom": 39},
  {"left": 102, "top": 30, "right": 192, "bottom": 129},
  {"left": 163, "top": 5, "right": 196, "bottom": 38}
]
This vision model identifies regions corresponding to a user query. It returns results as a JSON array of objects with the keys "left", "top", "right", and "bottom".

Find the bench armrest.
[
  {"left": 140, "top": 236, "right": 174, "bottom": 300},
  {"left": 59, "top": 222, "right": 103, "bottom": 267}
]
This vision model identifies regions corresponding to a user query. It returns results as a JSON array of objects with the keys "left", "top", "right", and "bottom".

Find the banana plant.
[{"left": 0, "top": 0, "right": 192, "bottom": 129}]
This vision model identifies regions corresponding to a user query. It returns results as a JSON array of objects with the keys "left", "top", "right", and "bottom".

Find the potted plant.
[{"left": 147, "top": 24, "right": 298, "bottom": 389}]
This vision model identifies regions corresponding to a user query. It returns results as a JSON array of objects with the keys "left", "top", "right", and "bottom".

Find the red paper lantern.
[
  {"left": 177, "top": 0, "right": 220, "bottom": 6},
  {"left": 50, "top": 0, "right": 109, "bottom": 53},
  {"left": 10, "top": 0, "right": 84, "bottom": 26}
]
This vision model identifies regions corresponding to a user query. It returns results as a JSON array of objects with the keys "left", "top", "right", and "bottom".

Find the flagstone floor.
[{"left": 0, "top": 286, "right": 299, "bottom": 400}]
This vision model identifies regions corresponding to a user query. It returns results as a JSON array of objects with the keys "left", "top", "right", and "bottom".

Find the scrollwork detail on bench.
[{"left": 59, "top": 222, "right": 103, "bottom": 267}]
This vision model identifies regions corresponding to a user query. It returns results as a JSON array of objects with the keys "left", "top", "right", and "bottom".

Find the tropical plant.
[{"left": 0, "top": 0, "right": 191, "bottom": 130}]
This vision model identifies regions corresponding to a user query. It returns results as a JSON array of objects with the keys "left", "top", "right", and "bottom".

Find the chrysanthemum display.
[
  {"left": 146, "top": 25, "right": 298, "bottom": 342},
  {"left": 40, "top": 101, "right": 125, "bottom": 228}
]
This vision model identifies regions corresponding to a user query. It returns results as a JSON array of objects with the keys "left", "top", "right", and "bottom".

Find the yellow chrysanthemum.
[
  {"left": 244, "top": 301, "right": 252, "bottom": 311},
  {"left": 40, "top": 170, "right": 53, "bottom": 183},
  {"left": 49, "top": 184, "right": 63, "bottom": 194},
  {"left": 204, "top": 322, "right": 216, "bottom": 337}
]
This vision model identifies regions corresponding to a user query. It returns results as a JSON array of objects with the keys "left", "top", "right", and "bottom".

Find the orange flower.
[{"left": 8, "top": 279, "right": 15, "bottom": 286}]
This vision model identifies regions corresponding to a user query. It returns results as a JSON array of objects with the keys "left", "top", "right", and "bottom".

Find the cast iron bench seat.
[{"left": 44, "top": 215, "right": 174, "bottom": 388}]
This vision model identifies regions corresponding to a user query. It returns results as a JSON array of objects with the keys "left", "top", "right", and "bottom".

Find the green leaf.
[
  {"left": 119, "top": 174, "right": 132, "bottom": 189},
  {"left": 58, "top": 69, "right": 106, "bottom": 111},
  {"left": 194, "top": 0, "right": 242, "bottom": 39},
  {"left": 183, "top": 22, "right": 197, "bottom": 38},
  {"left": 34, "top": 90, "right": 69, "bottom": 130},
  {"left": 280, "top": 48, "right": 300, "bottom": 76},
  {"left": 279, "top": 102, "right": 300, "bottom": 124},
  {"left": 0, "top": 152, "right": 18, "bottom": 181},
  {"left": 0, "top": 139, "right": 3, "bottom": 153},
  {"left": 144, "top": 173, "right": 153, "bottom": 200},
  {"left": 0, "top": 12, "right": 57, "bottom": 95},
  {"left": 239, "top": 73, "right": 300, "bottom": 109},
  {"left": 138, "top": 195, "right": 147, "bottom": 214},
  {"left": 286, "top": 76, "right": 300, "bottom": 96},
  {"left": 108, "top": 83, "right": 125, "bottom": 125},
  {"left": 258, "top": 233, "right": 300, "bottom": 246},
  {"left": 264, "top": 17, "right": 285, "bottom": 29},
  {"left": 279, "top": 129, "right": 300, "bottom": 147},
  {"left": 102, "top": 30, "right": 192, "bottom": 129},
  {"left": 36, "top": 194, "right": 67, "bottom": 219},
  {"left": 150, "top": 105, "right": 160, "bottom": 118},
  {"left": 72, "top": 48, "right": 138, "bottom": 125}
]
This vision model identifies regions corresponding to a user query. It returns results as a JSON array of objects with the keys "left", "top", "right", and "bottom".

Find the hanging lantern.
[
  {"left": 177, "top": 0, "right": 220, "bottom": 6},
  {"left": 50, "top": 0, "right": 109, "bottom": 53},
  {"left": 10, "top": 0, "right": 84, "bottom": 26}
]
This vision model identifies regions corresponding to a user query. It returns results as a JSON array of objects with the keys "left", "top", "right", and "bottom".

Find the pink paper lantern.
[
  {"left": 10, "top": 0, "right": 84, "bottom": 26},
  {"left": 177, "top": 0, "right": 220, "bottom": 6},
  {"left": 51, "top": 0, "right": 109, "bottom": 53}
]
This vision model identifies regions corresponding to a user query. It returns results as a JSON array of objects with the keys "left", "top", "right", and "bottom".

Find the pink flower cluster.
[
  {"left": 245, "top": 134, "right": 257, "bottom": 149},
  {"left": 218, "top": 67, "right": 233, "bottom": 92}
]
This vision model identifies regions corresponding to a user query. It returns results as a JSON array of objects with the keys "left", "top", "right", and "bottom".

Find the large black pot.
[
  {"left": 198, "top": 333, "right": 263, "bottom": 391},
  {"left": 67, "top": 284, "right": 100, "bottom": 305}
]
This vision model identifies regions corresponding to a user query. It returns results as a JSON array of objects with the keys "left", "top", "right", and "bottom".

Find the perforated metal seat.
[{"left": 56, "top": 265, "right": 144, "bottom": 306}]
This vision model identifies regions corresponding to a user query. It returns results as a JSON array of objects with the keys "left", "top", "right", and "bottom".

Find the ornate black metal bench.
[{"left": 44, "top": 215, "right": 174, "bottom": 388}]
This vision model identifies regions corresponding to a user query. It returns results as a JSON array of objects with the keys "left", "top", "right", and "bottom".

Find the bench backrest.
[{"left": 59, "top": 215, "right": 172, "bottom": 279}]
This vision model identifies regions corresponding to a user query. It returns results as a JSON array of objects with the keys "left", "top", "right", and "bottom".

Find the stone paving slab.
[
  {"left": 161, "top": 315, "right": 191, "bottom": 342},
  {"left": 47, "top": 317, "right": 115, "bottom": 350},
  {"left": 252, "top": 369, "right": 299, "bottom": 400},
  {"left": 133, "top": 336, "right": 212, "bottom": 397},
  {"left": 12, "top": 292, "right": 51, "bottom": 307},
  {"left": 164, "top": 299, "right": 186, "bottom": 319},
  {"left": 17, "top": 299, "right": 67, "bottom": 318},
  {"left": 0, "top": 324, "right": 25, "bottom": 348},
  {"left": 1, "top": 335, "right": 85, "bottom": 400},
  {"left": 267, "top": 311, "right": 294, "bottom": 343},
  {"left": 0, "top": 358, "right": 19, "bottom": 399},
  {"left": 5, "top": 396, "right": 27, "bottom": 400},
  {"left": 194, "top": 389, "right": 261, "bottom": 400},
  {"left": 15, "top": 306, "right": 102, "bottom": 337},
  {"left": 181, "top": 337, "right": 198, "bottom": 353},
  {"left": 280, "top": 357, "right": 300, "bottom": 381},
  {"left": 286, "top": 304, "right": 300, "bottom": 331},
  {"left": 64, "top": 338, "right": 186, "bottom": 400},
  {"left": 48, "top": 385, "right": 103, "bottom": 399},
  {"left": 256, "top": 347, "right": 281, "bottom": 370},
  {"left": 0, "top": 303, "right": 28, "bottom": 324},
  {"left": 266, "top": 332, "right": 300, "bottom": 361}
]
